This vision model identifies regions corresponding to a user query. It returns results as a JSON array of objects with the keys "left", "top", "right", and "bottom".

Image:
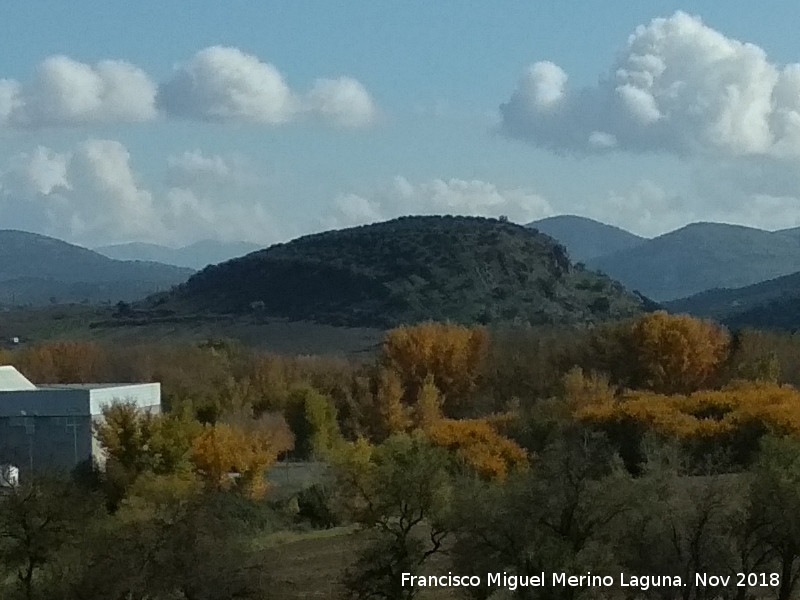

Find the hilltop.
[
  {"left": 588, "top": 222, "right": 800, "bottom": 301},
  {"left": 0, "top": 230, "right": 193, "bottom": 305},
  {"left": 527, "top": 215, "right": 646, "bottom": 263},
  {"left": 155, "top": 215, "right": 649, "bottom": 327}
]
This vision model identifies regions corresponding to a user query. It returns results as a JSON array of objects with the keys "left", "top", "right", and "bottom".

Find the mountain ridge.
[
  {"left": 95, "top": 240, "right": 263, "bottom": 269},
  {"left": 0, "top": 230, "right": 193, "bottom": 305},
  {"left": 586, "top": 222, "right": 800, "bottom": 301}
]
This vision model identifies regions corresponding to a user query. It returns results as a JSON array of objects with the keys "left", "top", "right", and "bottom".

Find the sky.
[{"left": 3, "top": 1, "right": 800, "bottom": 247}]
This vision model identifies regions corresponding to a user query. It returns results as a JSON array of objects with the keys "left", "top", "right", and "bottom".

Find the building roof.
[{"left": 0, "top": 366, "right": 36, "bottom": 392}]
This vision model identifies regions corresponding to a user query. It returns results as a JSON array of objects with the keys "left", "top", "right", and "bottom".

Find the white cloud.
[
  {"left": 601, "top": 180, "right": 691, "bottom": 236},
  {"left": 501, "top": 11, "right": 800, "bottom": 157},
  {"left": 324, "top": 176, "right": 553, "bottom": 229},
  {"left": 306, "top": 77, "right": 377, "bottom": 127},
  {"left": 0, "top": 47, "right": 376, "bottom": 129},
  {"left": 0, "top": 56, "right": 156, "bottom": 127},
  {"left": 158, "top": 46, "right": 296, "bottom": 124},
  {"left": 0, "top": 142, "right": 280, "bottom": 246},
  {"left": 158, "top": 46, "right": 377, "bottom": 127}
]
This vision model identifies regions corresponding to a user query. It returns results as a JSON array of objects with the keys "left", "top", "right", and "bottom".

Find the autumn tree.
[
  {"left": 374, "top": 368, "right": 411, "bottom": 440},
  {"left": 623, "top": 311, "right": 731, "bottom": 394},
  {"left": 414, "top": 374, "right": 443, "bottom": 431},
  {"left": 14, "top": 341, "right": 107, "bottom": 384},
  {"left": 426, "top": 418, "right": 528, "bottom": 481},
  {"left": 380, "top": 322, "right": 489, "bottom": 416},
  {"left": 190, "top": 416, "right": 293, "bottom": 499}
]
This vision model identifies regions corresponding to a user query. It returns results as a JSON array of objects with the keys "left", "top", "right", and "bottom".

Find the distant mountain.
[
  {"left": 95, "top": 240, "right": 262, "bottom": 269},
  {"left": 156, "top": 215, "right": 649, "bottom": 328},
  {"left": 0, "top": 230, "right": 193, "bottom": 305},
  {"left": 527, "top": 215, "right": 646, "bottom": 263},
  {"left": 665, "top": 271, "right": 800, "bottom": 330},
  {"left": 587, "top": 223, "right": 800, "bottom": 301}
]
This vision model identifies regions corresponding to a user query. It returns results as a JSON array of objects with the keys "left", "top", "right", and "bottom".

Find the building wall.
[
  {"left": 0, "top": 414, "right": 93, "bottom": 474},
  {"left": 0, "top": 389, "right": 88, "bottom": 417},
  {"left": 89, "top": 383, "right": 161, "bottom": 416}
]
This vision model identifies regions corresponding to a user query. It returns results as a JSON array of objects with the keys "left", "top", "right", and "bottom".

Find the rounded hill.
[{"left": 161, "top": 216, "right": 649, "bottom": 327}]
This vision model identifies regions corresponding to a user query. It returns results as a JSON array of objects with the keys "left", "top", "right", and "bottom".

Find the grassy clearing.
[{"left": 261, "top": 527, "right": 460, "bottom": 600}]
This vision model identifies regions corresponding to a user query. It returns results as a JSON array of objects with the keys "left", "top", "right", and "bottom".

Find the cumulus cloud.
[
  {"left": 0, "top": 57, "right": 156, "bottom": 127},
  {"left": 158, "top": 46, "right": 296, "bottom": 124},
  {"left": 158, "top": 46, "right": 377, "bottom": 127},
  {"left": 0, "top": 47, "right": 376, "bottom": 129},
  {"left": 306, "top": 77, "right": 377, "bottom": 127},
  {"left": 0, "top": 141, "right": 280, "bottom": 245},
  {"left": 501, "top": 11, "right": 800, "bottom": 157},
  {"left": 324, "top": 176, "right": 553, "bottom": 229}
]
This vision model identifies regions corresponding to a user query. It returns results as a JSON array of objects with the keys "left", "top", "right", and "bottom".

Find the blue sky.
[{"left": 2, "top": 1, "right": 800, "bottom": 246}]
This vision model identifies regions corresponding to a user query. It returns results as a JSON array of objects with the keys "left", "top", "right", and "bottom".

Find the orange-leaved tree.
[
  {"left": 426, "top": 418, "right": 528, "bottom": 481},
  {"left": 380, "top": 322, "right": 489, "bottom": 416},
  {"left": 623, "top": 311, "right": 730, "bottom": 394},
  {"left": 15, "top": 341, "right": 108, "bottom": 383},
  {"left": 190, "top": 414, "right": 293, "bottom": 499}
]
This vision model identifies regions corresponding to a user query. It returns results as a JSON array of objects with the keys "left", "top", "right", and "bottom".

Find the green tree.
[
  {"left": 336, "top": 433, "right": 453, "bottom": 600},
  {"left": 285, "top": 385, "right": 342, "bottom": 459}
]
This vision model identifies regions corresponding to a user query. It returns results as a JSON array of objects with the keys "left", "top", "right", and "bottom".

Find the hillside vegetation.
[
  {"left": 161, "top": 215, "right": 649, "bottom": 327},
  {"left": 666, "top": 270, "right": 800, "bottom": 325}
]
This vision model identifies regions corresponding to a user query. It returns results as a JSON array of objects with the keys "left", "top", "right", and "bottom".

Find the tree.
[
  {"left": 414, "top": 374, "right": 442, "bottom": 431},
  {"left": 625, "top": 311, "right": 731, "bottom": 394},
  {"left": 285, "top": 385, "right": 342, "bottom": 459},
  {"left": 336, "top": 434, "right": 453, "bottom": 600},
  {"left": 380, "top": 322, "right": 489, "bottom": 416},
  {"left": 374, "top": 369, "right": 411, "bottom": 440},
  {"left": 747, "top": 436, "right": 800, "bottom": 600},
  {"left": 450, "top": 433, "right": 632, "bottom": 600},
  {"left": 61, "top": 490, "right": 272, "bottom": 600},
  {"left": 94, "top": 402, "right": 201, "bottom": 505},
  {"left": 190, "top": 418, "right": 292, "bottom": 499},
  {"left": 426, "top": 418, "right": 528, "bottom": 481},
  {"left": 14, "top": 341, "right": 107, "bottom": 384},
  {"left": 0, "top": 478, "right": 101, "bottom": 600}
]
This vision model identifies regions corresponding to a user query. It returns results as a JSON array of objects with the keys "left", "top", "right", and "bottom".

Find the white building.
[{"left": 0, "top": 366, "right": 160, "bottom": 475}]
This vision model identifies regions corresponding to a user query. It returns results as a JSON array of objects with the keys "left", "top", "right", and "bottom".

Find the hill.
[
  {"left": 527, "top": 215, "right": 646, "bottom": 262},
  {"left": 156, "top": 215, "right": 650, "bottom": 328},
  {"left": 0, "top": 230, "right": 193, "bottom": 305},
  {"left": 587, "top": 223, "right": 800, "bottom": 301},
  {"left": 95, "top": 240, "right": 262, "bottom": 270},
  {"left": 665, "top": 271, "right": 800, "bottom": 331}
]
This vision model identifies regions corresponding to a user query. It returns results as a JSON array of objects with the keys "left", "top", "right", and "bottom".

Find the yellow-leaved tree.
[
  {"left": 624, "top": 311, "right": 730, "bottom": 394},
  {"left": 426, "top": 418, "right": 528, "bottom": 481},
  {"left": 374, "top": 368, "right": 412, "bottom": 440},
  {"left": 380, "top": 322, "right": 489, "bottom": 416},
  {"left": 190, "top": 413, "right": 294, "bottom": 499},
  {"left": 415, "top": 374, "right": 443, "bottom": 431}
]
